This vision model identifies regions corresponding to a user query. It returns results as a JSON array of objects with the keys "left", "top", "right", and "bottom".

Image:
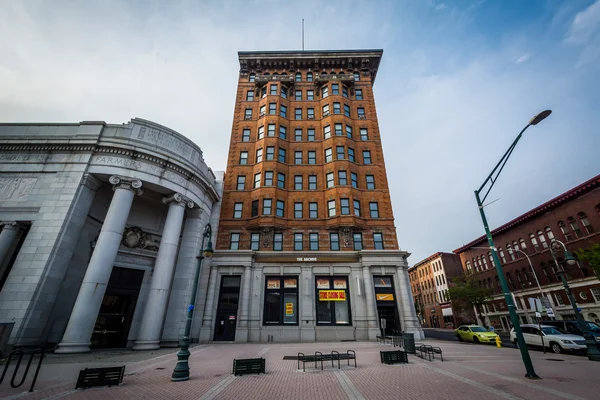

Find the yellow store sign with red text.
[{"left": 319, "top": 290, "right": 346, "bottom": 301}]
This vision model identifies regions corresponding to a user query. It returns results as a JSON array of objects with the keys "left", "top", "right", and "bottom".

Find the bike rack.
[{"left": 0, "top": 348, "right": 45, "bottom": 392}]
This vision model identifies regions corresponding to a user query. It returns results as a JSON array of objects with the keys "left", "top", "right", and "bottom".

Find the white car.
[{"left": 510, "top": 324, "right": 586, "bottom": 354}]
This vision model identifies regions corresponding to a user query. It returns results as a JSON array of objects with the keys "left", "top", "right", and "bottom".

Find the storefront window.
[
  {"left": 263, "top": 277, "right": 298, "bottom": 325},
  {"left": 315, "top": 277, "right": 351, "bottom": 325}
]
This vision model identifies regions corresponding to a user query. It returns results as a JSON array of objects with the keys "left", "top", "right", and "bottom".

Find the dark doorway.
[
  {"left": 377, "top": 305, "right": 401, "bottom": 336},
  {"left": 91, "top": 267, "right": 144, "bottom": 348},
  {"left": 373, "top": 276, "right": 401, "bottom": 336},
  {"left": 213, "top": 276, "right": 241, "bottom": 341}
]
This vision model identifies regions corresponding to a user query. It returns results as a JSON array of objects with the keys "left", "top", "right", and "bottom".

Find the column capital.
[
  {"left": 163, "top": 193, "right": 194, "bottom": 209},
  {"left": 81, "top": 174, "right": 103, "bottom": 191},
  {"left": 0, "top": 221, "right": 26, "bottom": 230},
  {"left": 109, "top": 175, "right": 143, "bottom": 195}
]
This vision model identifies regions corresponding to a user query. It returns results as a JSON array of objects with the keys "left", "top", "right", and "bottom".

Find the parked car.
[
  {"left": 540, "top": 320, "right": 600, "bottom": 343},
  {"left": 455, "top": 325, "right": 499, "bottom": 344},
  {"left": 510, "top": 324, "right": 586, "bottom": 354}
]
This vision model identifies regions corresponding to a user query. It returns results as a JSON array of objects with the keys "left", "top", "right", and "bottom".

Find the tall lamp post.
[
  {"left": 475, "top": 109, "right": 551, "bottom": 379},
  {"left": 549, "top": 239, "right": 600, "bottom": 361},
  {"left": 172, "top": 223, "right": 214, "bottom": 381}
]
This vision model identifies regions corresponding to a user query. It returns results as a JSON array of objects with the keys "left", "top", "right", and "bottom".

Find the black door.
[
  {"left": 91, "top": 267, "right": 144, "bottom": 348},
  {"left": 213, "top": 276, "right": 241, "bottom": 341},
  {"left": 377, "top": 305, "right": 400, "bottom": 336}
]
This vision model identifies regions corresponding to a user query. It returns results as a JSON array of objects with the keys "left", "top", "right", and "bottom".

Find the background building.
[
  {"left": 0, "top": 119, "right": 222, "bottom": 352},
  {"left": 454, "top": 174, "right": 600, "bottom": 332},
  {"left": 201, "top": 49, "right": 423, "bottom": 343},
  {"left": 409, "top": 252, "right": 467, "bottom": 329}
]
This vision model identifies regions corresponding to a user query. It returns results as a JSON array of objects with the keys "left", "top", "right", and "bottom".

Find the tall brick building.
[{"left": 200, "top": 50, "right": 423, "bottom": 343}]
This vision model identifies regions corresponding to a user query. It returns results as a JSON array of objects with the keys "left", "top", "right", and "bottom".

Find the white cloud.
[
  {"left": 515, "top": 53, "right": 530, "bottom": 64},
  {"left": 565, "top": 0, "right": 600, "bottom": 44}
]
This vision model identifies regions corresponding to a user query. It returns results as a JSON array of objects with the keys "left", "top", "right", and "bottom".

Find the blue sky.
[{"left": 1, "top": 0, "right": 599, "bottom": 263}]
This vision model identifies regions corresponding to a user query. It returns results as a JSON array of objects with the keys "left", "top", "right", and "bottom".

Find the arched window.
[
  {"left": 558, "top": 221, "right": 572, "bottom": 241},
  {"left": 513, "top": 241, "right": 520, "bottom": 257},
  {"left": 482, "top": 256, "right": 488, "bottom": 269},
  {"left": 263, "top": 72, "right": 270, "bottom": 76},
  {"left": 273, "top": 72, "right": 279, "bottom": 76},
  {"left": 249, "top": 73, "right": 255, "bottom": 82},
  {"left": 567, "top": 216, "right": 582, "bottom": 238},
  {"left": 307, "top": 72, "right": 313, "bottom": 82},
  {"left": 506, "top": 272, "right": 514, "bottom": 290},
  {"left": 353, "top": 71, "right": 360, "bottom": 81},
  {"left": 578, "top": 212, "right": 594, "bottom": 234},
  {"left": 466, "top": 261, "right": 471, "bottom": 271},
  {"left": 488, "top": 252, "right": 495, "bottom": 267},
  {"left": 537, "top": 230, "right": 548, "bottom": 248},
  {"left": 522, "top": 268, "right": 531, "bottom": 286},
  {"left": 507, "top": 243, "right": 515, "bottom": 261},
  {"left": 515, "top": 271, "right": 522, "bottom": 288},
  {"left": 519, "top": 238, "right": 527, "bottom": 250},
  {"left": 530, "top": 233, "right": 539, "bottom": 251},
  {"left": 545, "top": 226, "right": 555, "bottom": 241},
  {"left": 280, "top": 72, "right": 287, "bottom": 76},
  {"left": 499, "top": 248, "right": 506, "bottom": 263},
  {"left": 295, "top": 72, "right": 302, "bottom": 82}
]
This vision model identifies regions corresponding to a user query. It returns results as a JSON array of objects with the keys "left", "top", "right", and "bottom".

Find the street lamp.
[
  {"left": 172, "top": 223, "right": 214, "bottom": 381},
  {"left": 474, "top": 110, "right": 551, "bottom": 379},
  {"left": 549, "top": 239, "right": 600, "bottom": 361}
]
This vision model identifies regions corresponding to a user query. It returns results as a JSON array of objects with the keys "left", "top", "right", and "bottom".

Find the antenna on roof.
[{"left": 302, "top": 19, "right": 305, "bottom": 51}]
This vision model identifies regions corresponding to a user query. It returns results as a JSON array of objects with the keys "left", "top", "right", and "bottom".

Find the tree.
[
  {"left": 447, "top": 272, "right": 492, "bottom": 324},
  {"left": 575, "top": 243, "right": 600, "bottom": 277}
]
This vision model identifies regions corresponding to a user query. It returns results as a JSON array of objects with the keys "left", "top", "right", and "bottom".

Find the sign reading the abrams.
[{"left": 319, "top": 290, "right": 346, "bottom": 301}]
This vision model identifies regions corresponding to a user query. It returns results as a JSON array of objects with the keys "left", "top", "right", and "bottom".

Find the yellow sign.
[
  {"left": 319, "top": 290, "right": 346, "bottom": 301},
  {"left": 286, "top": 302, "right": 294, "bottom": 315},
  {"left": 376, "top": 293, "right": 394, "bottom": 301}
]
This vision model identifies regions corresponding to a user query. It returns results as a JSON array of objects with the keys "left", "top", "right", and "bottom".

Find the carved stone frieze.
[
  {"left": 340, "top": 228, "right": 353, "bottom": 248},
  {"left": 261, "top": 227, "right": 273, "bottom": 248},
  {"left": 121, "top": 227, "right": 160, "bottom": 251},
  {"left": 0, "top": 177, "right": 37, "bottom": 201}
]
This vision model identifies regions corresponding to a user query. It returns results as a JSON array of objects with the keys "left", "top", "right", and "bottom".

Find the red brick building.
[{"left": 454, "top": 174, "right": 600, "bottom": 332}]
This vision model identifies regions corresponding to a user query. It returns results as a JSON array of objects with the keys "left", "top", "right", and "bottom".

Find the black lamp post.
[
  {"left": 171, "top": 223, "right": 214, "bottom": 381},
  {"left": 549, "top": 239, "right": 600, "bottom": 361}
]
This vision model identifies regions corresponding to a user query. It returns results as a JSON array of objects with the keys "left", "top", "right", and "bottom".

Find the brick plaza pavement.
[{"left": 1, "top": 340, "right": 599, "bottom": 400}]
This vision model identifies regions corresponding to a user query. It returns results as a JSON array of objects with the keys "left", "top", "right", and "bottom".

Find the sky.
[{"left": 1, "top": 0, "right": 599, "bottom": 264}]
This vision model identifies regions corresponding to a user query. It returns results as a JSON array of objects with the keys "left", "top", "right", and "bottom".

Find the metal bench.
[
  {"left": 297, "top": 350, "right": 357, "bottom": 371},
  {"left": 75, "top": 366, "right": 125, "bottom": 389},
  {"left": 232, "top": 358, "right": 265, "bottom": 376},
  {"left": 415, "top": 344, "right": 443, "bottom": 362},
  {"left": 380, "top": 350, "right": 408, "bottom": 364}
]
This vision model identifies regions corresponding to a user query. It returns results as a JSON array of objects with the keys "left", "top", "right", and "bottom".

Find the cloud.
[
  {"left": 565, "top": 0, "right": 600, "bottom": 44},
  {"left": 514, "top": 53, "right": 530, "bottom": 64}
]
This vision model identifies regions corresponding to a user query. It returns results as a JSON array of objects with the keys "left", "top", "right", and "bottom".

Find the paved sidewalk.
[{"left": 2, "top": 340, "right": 599, "bottom": 399}]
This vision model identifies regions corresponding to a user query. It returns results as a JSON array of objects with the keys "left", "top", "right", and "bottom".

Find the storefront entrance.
[
  {"left": 213, "top": 276, "right": 241, "bottom": 341},
  {"left": 373, "top": 276, "right": 400, "bottom": 335},
  {"left": 91, "top": 267, "right": 144, "bottom": 348}
]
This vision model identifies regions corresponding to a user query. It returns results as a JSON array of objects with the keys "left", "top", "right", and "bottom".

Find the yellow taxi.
[{"left": 455, "top": 325, "right": 499, "bottom": 344}]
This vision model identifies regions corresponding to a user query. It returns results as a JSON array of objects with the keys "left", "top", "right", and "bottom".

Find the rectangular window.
[
  {"left": 591, "top": 288, "right": 600, "bottom": 302},
  {"left": 353, "top": 200, "right": 361, "bottom": 216},
  {"left": 295, "top": 108, "right": 302, "bottom": 120},
  {"left": 280, "top": 105, "right": 287, "bottom": 118},
  {"left": 370, "top": 202, "right": 379, "bottom": 218},
  {"left": 264, "top": 171, "right": 273, "bottom": 186},
  {"left": 326, "top": 172, "right": 334, "bottom": 188},
  {"left": 345, "top": 125, "right": 352, "bottom": 138},
  {"left": 309, "top": 175, "right": 317, "bottom": 190},
  {"left": 294, "top": 175, "right": 303, "bottom": 190},
  {"left": 357, "top": 107, "right": 365, "bottom": 118},
  {"left": 236, "top": 175, "right": 245, "bottom": 190},
  {"left": 324, "top": 125, "right": 331, "bottom": 139},
  {"left": 355, "top": 89, "right": 363, "bottom": 100},
  {"left": 245, "top": 108, "right": 253, "bottom": 119},
  {"left": 331, "top": 83, "right": 339, "bottom": 94},
  {"left": 268, "top": 124, "right": 275, "bottom": 136},
  {"left": 266, "top": 146, "right": 275, "bottom": 160},
  {"left": 342, "top": 86, "right": 348, "bottom": 98},
  {"left": 348, "top": 148, "right": 355, "bottom": 162},
  {"left": 269, "top": 103, "right": 276, "bottom": 114},
  {"left": 333, "top": 102, "right": 341, "bottom": 114},
  {"left": 334, "top": 123, "right": 343, "bottom": 136},
  {"left": 330, "top": 233, "right": 340, "bottom": 251},
  {"left": 366, "top": 175, "right": 375, "bottom": 189},
  {"left": 270, "top": 84, "right": 277, "bottom": 95},
  {"left": 295, "top": 90, "right": 302, "bottom": 101},
  {"left": 307, "top": 90, "right": 314, "bottom": 100},
  {"left": 294, "top": 202, "right": 303, "bottom": 219},
  {"left": 308, "top": 151, "right": 316, "bottom": 164},
  {"left": 294, "top": 233, "right": 303, "bottom": 251},
  {"left": 277, "top": 172, "right": 285, "bottom": 188},
  {"left": 344, "top": 104, "right": 350, "bottom": 117},
  {"left": 233, "top": 202, "right": 243, "bottom": 218},
  {"left": 316, "top": 276, "right": 351, "bottom": 325},
  {"left": 276, "top": 200, "right": 285, "bottom": 217},
  {"left": 278, "top": 148, "right": 286, "bottom": 163},
  {"left": 281, "top": 87, "right": 287, "bottom": 99},
  {"left": 251, "top": 200, "right": 258, "bottom": 217},
  {"left": 258, "top": 125, "right": 265, "bottom": 139},
  {"left": 340, "top": 198, "right": 350, "bottom": 215},
  {"left": 251, "top": 233, "right": 260, "bottom": 251},
  {"left": 295, "top": 128, "right": 302, "bottom": 141},
  {"left": 338, "top": 170, "right": 347, "bottom": 185},
  {"left": 322, "top": 104, "right": 330, "bottom": 117},
  {"left": 263, "top": 198, "right": 272, "bottom": 215},
  {"left": 246, "top": 91, "right": 254, "bottom": 101},
  {"left": 240, "top": 151, "right": 248, "bottom": 165},
  {"left": 309, "top": 202, "right": 318, "bottom": 218},
  {"left": 336, "top": 146, "right": 345, "bottom": 160},
  {"left": 242, "top": 129, "right": 250, "bottom": 142},
  {"left": 261, "top": 86, "right": 266, "bottom": 98},
  {"left": 373, "top": 233, "right": 384, "bottom": 250},
  {"left": 307, "top": 128, "right": 315, "bottom": 141},
  {"left": 309, "top": 233, "right": 319, "bottom": 250},
  {"left": 322, "top": 86, "right": 329, "bottom": 98},
  {"left": 360, "top": 128, "right": 368, "bottom": 140},
  {"left": 353, "top": 233, "right": 363, "bottom": 250},
  {"left": 253, "top": 173, "right": 261, "bottom": 188},
  {"left": 273, "top": 233, "right": 283, "bottom": 251},
  {"left": 351, "top": 172, "right": 358, "bottom": 188},
  {"left": 363, "top": 150, "right": 371, "bottom": 164},
  {"left": 328, "top": 200, "right": 336, "bottom": 217},
  {"left": 230, "top": 233, "right": 240, "bottom": 250},
  {"left": 295, "top": 151, "right": 303, "bottom": 165},
  {"left": 256, "top": 148, "right": 263, "bottom": 163},
  {"left": 279, "top": 126, "right": 287, "bottom": 139},
  {"left": 307, "top": 107, "right": 314, "bottom": 119},
  {"left": 325, "top": 148, "right": 333, "bottom": 162},
  {"left": 263, "top": 276, "right": 299, "bottom": 325}
]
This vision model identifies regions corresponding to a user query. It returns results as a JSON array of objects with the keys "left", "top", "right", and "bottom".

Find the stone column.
[
  {"left": 236, "top": 265, "right": 252, "bottom": 342},
  {"left": 133, "top": 193, "right": 194, "bottom": 350},
  {"left": 55, "top": 176, "right": 142, "bottom": 353},
  {"left": 199, "top": 265, "right": 218, "bottom": 343},
  {"left": 0, "top": 222, "right": 24, "bottom": 267},
  {"left": 397, "top": 265, "right": 424, "bottom": 340},
  {"left": 362, "top": 266, "right": 379, "bottom": 340}
]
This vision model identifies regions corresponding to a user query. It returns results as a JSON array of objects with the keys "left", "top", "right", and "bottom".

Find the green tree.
[
  {"left": 448, "top": 272, "right": 492, "bottom": 323},
  {"left": 575, "top": 243, "right": 600, "bottom": 277}
]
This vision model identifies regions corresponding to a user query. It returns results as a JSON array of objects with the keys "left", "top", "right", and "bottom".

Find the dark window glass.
[
  {"left": 264, "top": 276, "right": 298, "bottom": 325},
  {"left": 278, "top": 148, "right": 286, "bottom": 163},
  {"left": 363, "top": 150, "right": 371, "bottom": 164},
  {"left": 309, "top": 175, "right": 317, "bottom": 190},
  {"left": 294, "top": 233, "right": 303, "bottom": 250},
  {"left": 294, "top": 202, "right": 303, "bottom": 219},
  {"left": 242, "top": 129, "right": 250, "bottom": 141},
  {"left": 332, "top": 84, "right": 339, "bottom": 94},
  {"left": 334, "top": 123, "right": 343, "bottom": 136},
  {"left": 338, "top": 171, "right": 347, "bottom": 185},
  {"left": 351, "top": 172, "right": 358, "bottom": 188},
  {"left": 370, "top": 202, "right": 380, "bottom": 218},
  {"left": 251, "top": 233, "right": 260, "bottom": 250},
  {"left": 295, "top": 108, "right": 302, "bottom": 120},
  {"left": 269, "top": 103, "right": 276, "bottom": 114},
  {"left": 360, "top": 128, "right": 368, "bottom": 140},
  {"left": 353, "top": 200, "right": 361, "bottom": 216},
  {"left": 309, "top": 202, "right": 318, "bottom": 218},
  {"left": 340, "top": 198, "right": 350, "bottom": 215},
  {"left": 263, "top": 199, "right": 272, "bottom": 215},
  {"left": 236, "top": 175, "right": 245, "bottom": 190},
  {"left": 240, "top": 151, "right": 248, "bottom": 164},
  {"left": 346, "top": 125, "right": 352, "bottom": 138},
  {"left": 279, "top": 126, "right": 287, "bottom": 139},
  {"left": 246, "top": 91, "right": 254, "bottom": 101},
  {"left": 308, "top": 151, "right": 316, "bottom": 164},
  {"left": 309, "top": 233, "right": 319, "bottom": 250},
  {"left": 264, "top": 171, "right": 273, "bottom": 186},
  {"left": 274, "top": 233, "right": 283, "bottom": 251},
  {"left": 307, "top": 90, "right": 314, "bottom": 100},
  {"left": 308, "top": 128, "right": 315, "bottom": 141},
  {"left": 344, "top": 104, "right": 350, "bottom": 117},
  {"left": 230, "top": 233, "right": 240, "bottom": 250},
  {"left": 295, "top": 151, "right": 303, "bottom": 165},
  {"left": 330, "top": 233, "right": 340, "bottom": 251},
  {"left": 295, "top": 90, "right": 302, "bottom": 100},
  {"left": 295, "top": 128, "right": 302, "bottom": 141},
  {"left": 353, "top": 233, "right": 363, "bottom": 250},
  {"left": 251, "top": 200, "right": 258, "bottom": 217},
  {"left": 266, "top": 146, "right": 275, "bottom": 160},
  {"left": 374, "top": 233, "right": 384, "bottom": 250},
  {"left": 366, "top": 175, "right": 375, "bottom": 190},
  {"left": 315, "top": 276, "right": 351, "bottom": 325},
  {"left": 348, "top": 148, "right": 355, "bottom": 162},
  {"left": 295, "top": 175, "right": 303, "bottom": 190},
  {"left": 336, "top": 146, "right": 345, "bottom": 160},
  {"left": 355, "top": 89, "right": 363, "bottom": 100},
  {"left": 276, "top": 200, "right": 285, "bottom": 217},
  {"left": 270, "top": 84, "right": 277, "bottom": 95},
  {"left": 277, "top": 172, "right": 285, "bottom": 188},
  {"left": 233, "top": 202, "right": 243, "bottom": 218},
  {"left": 280, "top": 105, "right": 287, "bottom": 118},
  {"left": 333, "top": 102, "right": 341, "bottom": 114}
]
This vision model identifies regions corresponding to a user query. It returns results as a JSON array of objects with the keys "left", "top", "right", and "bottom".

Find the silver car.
[{"left": 510, "top": 324, "right": 586, "bottom": 354}]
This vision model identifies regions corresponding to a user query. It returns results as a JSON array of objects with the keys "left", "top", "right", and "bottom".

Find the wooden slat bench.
[
  {"left": 75, "top": 366, "right": 125, "bottom": 389},
  {"left": 232, "top": 358, "right": 265, "bottom": 376},
  {"left": 380, "top": 350, "right": 408, "bottom": 364}
]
